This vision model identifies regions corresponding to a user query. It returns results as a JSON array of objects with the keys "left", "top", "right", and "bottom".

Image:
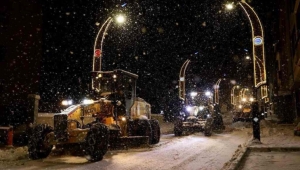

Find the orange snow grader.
[{"left": 27, "top": 69, "right": 160, "bottom": 162}]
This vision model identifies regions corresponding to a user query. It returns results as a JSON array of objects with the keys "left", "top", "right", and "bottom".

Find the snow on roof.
[
  {"left": 59, "top": 105, "right": 81, "bottom": 115},
  {"left": 37, "top": 113, "right": 56, "bottom": 117}
]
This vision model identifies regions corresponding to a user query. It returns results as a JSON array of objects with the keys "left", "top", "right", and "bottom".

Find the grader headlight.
[
  {"left": 120, "top": 116, "right": 126, "bottom": 121},
  {"left": 62, "top": 100, "right": 73, "bottom": 106},
  {"left": 82, "top": 99, "right": 94, "bottom": 105}
]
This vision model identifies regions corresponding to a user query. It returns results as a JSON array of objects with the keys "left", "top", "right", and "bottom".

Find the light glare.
[
  {"left": 116, "top": 15, "right": 125, "bottom": 23},
  {"left": 83, "top": 99, "right": 94, "bottom": 105},
  {"left": 62, "top": 100, "right": 72, "bottom": 106},
  {"left": 190, "top": 91, "right": 198, "bottom": 97},
  {"left": 205, "top": 91, "right": 211, "bottom": 97},
  {"left": 226, "top": 3, "right": 234, "bottom": 10}
]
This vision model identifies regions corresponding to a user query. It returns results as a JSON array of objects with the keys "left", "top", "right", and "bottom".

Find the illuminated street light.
[
  {"left": 231, "top": 85, "right": 239, "bottom": 105},
  {"left": 225, "top": 1, "right": 267, "bottom": 90},
  {"left": 214, "top": 79, "right": 221, "bottom": 104},
  {"left": 115, "top": 14, "right": 126, "bottom": 23},
  {"left": 225, "top": 1, "right": 266, "bottom": 141},
  {"left": 179, "top": 59, "right": 191, "bottom": 103},
  {"left": 225, "top": 3, "right": 234, "bottom": 10},
  {"left": 93, "top": 14, "right": 126, "bottom": 71},
  {"left": 92, "top": 14, "right": 126, "bottom": 90},
  {"left": 249, "top": 97, "right": 254, "bottom": 102}
]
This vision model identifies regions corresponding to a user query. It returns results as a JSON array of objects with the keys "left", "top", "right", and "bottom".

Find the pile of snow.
[
  {"left": 159, "top": 121, "right": 174, "bottom": 134},
  {"left": 0, "top": 146, "right": 28, "bottom": 161}
]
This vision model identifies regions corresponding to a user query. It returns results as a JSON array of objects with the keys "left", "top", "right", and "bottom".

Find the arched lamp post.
[
  {"left": 226, "top": 0, "right": 266, "bottom": 141},
  {"left": 226, "top": 1, "right": 266, "bottom": 92},
  {"left": 231, "top": 85, "right": 239, "bottom": 106},
  {"left": 92, "top": 14, "right": 126, "bottom": 90},
  {"left": 214, "top": 79, "right": 222, "bottom": 104},
  {"left": 179, "top": 59, "right": 191, "bottom": 104}
]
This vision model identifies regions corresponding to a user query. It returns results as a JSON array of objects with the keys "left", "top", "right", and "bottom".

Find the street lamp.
[
  {"left": 240, "top": 88, "right": 248, "bottom": 99},
  {"left": 179, "top": 59, "right": 191, "bottom": 103},
  {"left": 225, "top": 0, "right": 266, "bottom": 141},
  {"left": 231, "top": 85, "right": 239, "bottom": 105},
  {"left": 116, "top": 15, "right": 126, "bottom": 23},
  {"left": 225, "top": 1, "right": 266, "bottom": 88},
  {"left": 92, "top": 14, "right": 126, "bottom": 90},
  {"left": 225, "top": 3, "right": 234, "bottom": 10},
  {"left": 214, "top": 79, "right": 222, "bottom": 104}
]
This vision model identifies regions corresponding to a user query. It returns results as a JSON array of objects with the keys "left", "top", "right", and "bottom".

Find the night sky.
[{"left": 0, "top": 0, "right": 278, "bottom": 115}]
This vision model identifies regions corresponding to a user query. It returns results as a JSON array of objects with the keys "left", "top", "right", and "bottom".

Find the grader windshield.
[{"left": 92, "top": 69, "right": 138, "bottom": 113}]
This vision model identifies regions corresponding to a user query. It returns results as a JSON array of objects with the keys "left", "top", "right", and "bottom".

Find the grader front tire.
[
  {"left": 27, "top": 124, "right": 53, "bottom": 160},
  {"left": 137, "top": 120, "right": 152, "bottom": 144},
  {"left": 150, "top": 120, "right": 161, "bottom": 144},
  {"left": 84, "top": 123, "right": 109, "bottom": 162}
]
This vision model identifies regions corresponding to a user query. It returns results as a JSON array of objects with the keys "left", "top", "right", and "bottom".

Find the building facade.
[{"left": 272, "top": 0, "right": 300, "bottom": 122}]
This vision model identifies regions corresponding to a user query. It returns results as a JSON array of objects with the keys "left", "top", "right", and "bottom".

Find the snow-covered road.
[{"left": 0, "top": 129, "right": 251, "bottom": 170}]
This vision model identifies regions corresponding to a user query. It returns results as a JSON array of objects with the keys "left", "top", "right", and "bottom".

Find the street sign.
[
  {"left": 253, "top": 37, "right": 263, "bottom": 45},
  {"left": 94, "top": 49, "right": 101, "bottom": 57}
]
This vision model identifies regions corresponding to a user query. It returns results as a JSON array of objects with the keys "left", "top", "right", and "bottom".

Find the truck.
[
  {"left": 173, "top": 104, "right": 214, "bottom": 136},
  {"left": 232, "top": 104, "right": 252, "bottom": 122},
  {"left": 27, "top": 69, "right": 160, "bottom": 162}
]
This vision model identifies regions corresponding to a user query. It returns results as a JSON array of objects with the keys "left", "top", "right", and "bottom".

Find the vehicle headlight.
[
  {"left": 199, "top": 106, "right": 204, "bottom": 111},
  {"left": 121, "top": 116, "right": 126, "bottom": 121},
  {"left": 82, "top": 99, "right": 94, "bottom": 105},
  {"left": 186, "top": 106, "right": 192, "bottom": 112},
  {"left": 62, "top": 100, "right": 73, "bottom": 106},
  {"left": 117, "top": 100, "right": 122, "bottom": 106}
]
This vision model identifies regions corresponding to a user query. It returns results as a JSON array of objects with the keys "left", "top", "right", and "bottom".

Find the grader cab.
[{"left": 27, "top": 69, "right": 160, "bottom": 162}]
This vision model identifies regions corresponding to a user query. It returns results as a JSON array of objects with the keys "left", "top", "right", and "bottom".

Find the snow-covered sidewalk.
[{"left": 223, "top": 118, "right": 300, "bottom": 170}]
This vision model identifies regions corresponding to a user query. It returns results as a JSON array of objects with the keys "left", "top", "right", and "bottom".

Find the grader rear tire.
[
  {"left": 27, "top": 124, "right": 53, "bottom": 160},
  {"left": 150, "top": 120, "right": 160, "bottom": 144},
  {"left": 84, "top": 123, "right": 109, "bottom": 162}
]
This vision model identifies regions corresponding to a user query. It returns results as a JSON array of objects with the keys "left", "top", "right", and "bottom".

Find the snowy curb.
[
  {"left": 226, "top": 146, "right": 300, "bottom": 170},
  {"left": 247, "top": 146, "right": 300, "bottom": 152},
  {"left": 224, "top": 145, "right": 249, "bottom": 170}
]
